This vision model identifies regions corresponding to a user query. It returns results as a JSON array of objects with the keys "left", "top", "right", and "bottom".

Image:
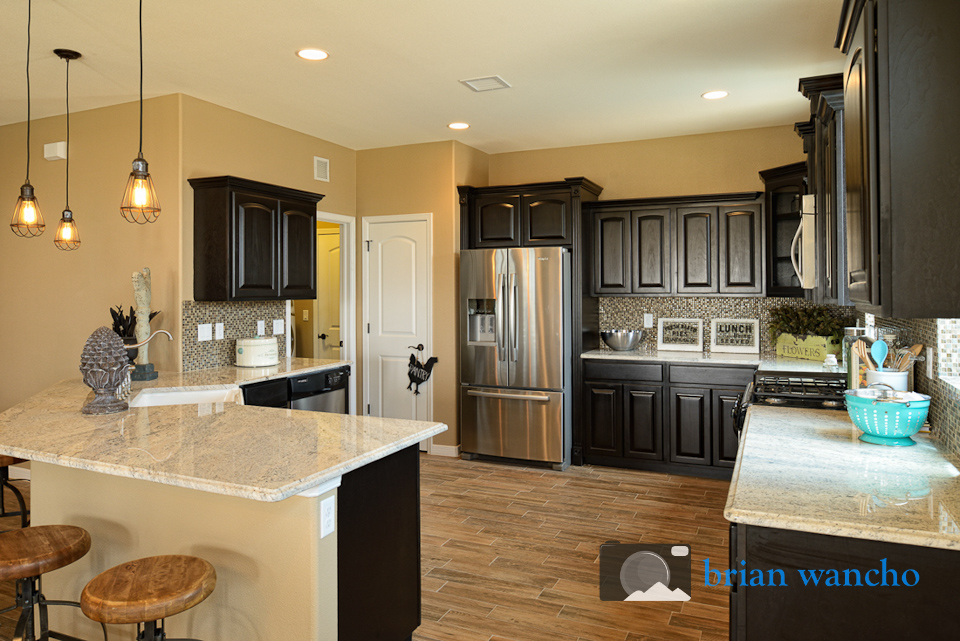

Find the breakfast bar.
[{"left": 0, "top": 362, "right": 447, "bottom": 641}]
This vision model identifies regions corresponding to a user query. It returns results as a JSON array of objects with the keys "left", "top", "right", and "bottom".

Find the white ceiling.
[{"left": 0, "top": 0, "right": 845, "bottom": 154}]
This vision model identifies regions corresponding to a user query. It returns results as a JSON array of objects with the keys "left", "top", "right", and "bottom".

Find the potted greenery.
[
  {"left": 768, "top": 305, "right": 849, "bottom": 361},
  {"left": 110, "top": 305, "right": 160, "bottom": 363}
]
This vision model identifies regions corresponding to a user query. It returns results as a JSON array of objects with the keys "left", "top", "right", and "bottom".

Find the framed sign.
[
  {"left": 710, "top": 319, "right": 760, "bottom": 354},
  {"left": 657, "top": 318, "right": 703, "bottom": 352}
]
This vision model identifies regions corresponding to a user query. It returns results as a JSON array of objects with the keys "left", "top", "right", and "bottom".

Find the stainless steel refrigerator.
[{"left": 460, "top": 247, "right": 571, "bottom": 467}]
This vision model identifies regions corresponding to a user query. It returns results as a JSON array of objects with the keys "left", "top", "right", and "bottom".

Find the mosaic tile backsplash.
[
  {"left": 598, "top": 297, "right": 854, "bottom": 355},
  {"left": 855, "top": 313, "right": 960, "bottom": 459},
  {"left": 181, "top": 300, "right": 287, "bottom": 371}
]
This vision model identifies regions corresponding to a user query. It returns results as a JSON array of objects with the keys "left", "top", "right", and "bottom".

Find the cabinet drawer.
[
  {"left": 668, "top": 365, "right": 754, "bottom": 387},
  {"left": 583, "top": 360, "right": 663, "bottom": 382}
]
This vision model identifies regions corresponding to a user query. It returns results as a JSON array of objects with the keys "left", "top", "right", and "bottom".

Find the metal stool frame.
[
  {"left": 136, "top": 619, "right": 201, "bottom": 641},
  {"left": 0, "top": 574, "right": 107, "bottom": 641},
  {"left": 0, "top": 465, "right": 29, "bottom": 531}
]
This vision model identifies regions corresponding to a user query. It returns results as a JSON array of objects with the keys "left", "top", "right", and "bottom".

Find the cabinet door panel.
[
  {"left": 584, "top": 383, "right": 622, "bottom": 457},
  {"left": 677, "top": 207, "right": 718, "bottom": 293},
  {"left": 522, "top": 192, "right": 572, "bottom": 246},
  {"left": 719, "top": 204, "right": 762, "bottom": 294},
  {"left": 669, "top": 387, "right": 710, "bottom": 465},
  {"left": 232, "top": 191, "right": 279, "bottom": 299},
  {"left": 279, "top": 199, "right": 317, "bottom": 299},
  {"left": 632, "top": 209, "right": 671, "bottom": 293},
  {"left": 712, "top": 390, "right": 741, "bottom": 468},
  {"left": 623, "top": 385, "right": 663, "bottom": 460},
  {"left": 594, "top": 212, "right": 631, "bottom": 294},
  {"left": 843, "top": 10, "right": 879, "bottom": 307},
  {"left": 473, "top": 195, "right": 521, "bottom": 248}
]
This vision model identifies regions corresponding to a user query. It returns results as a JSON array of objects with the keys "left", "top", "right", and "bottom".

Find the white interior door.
[
  {"left": 364, "top": 215, "right": 432, "bottom": 422},
  {"left": 314, "top": 226, "right": 341, "bottom": 359}
]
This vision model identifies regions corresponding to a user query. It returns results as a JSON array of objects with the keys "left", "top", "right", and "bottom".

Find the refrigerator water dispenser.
[{"left": 467, "top": 299, "right": 497, "bottom": 345}]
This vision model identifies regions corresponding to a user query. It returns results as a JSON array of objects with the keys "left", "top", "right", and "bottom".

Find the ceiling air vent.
[
  {"left": 460, "top": 75, "right": 511, "bottom": 92},
  {"left": 314, "top": 156, "right": 330, "bottom": 182}
]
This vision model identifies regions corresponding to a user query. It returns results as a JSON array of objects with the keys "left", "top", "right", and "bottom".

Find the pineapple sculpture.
[{"left": 80, "top": 326, "right": 133, "bottom": 415}]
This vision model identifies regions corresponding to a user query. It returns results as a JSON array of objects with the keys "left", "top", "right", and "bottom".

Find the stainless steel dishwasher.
[{"left": 288, "top": 366, "right": 350, "bottom": 413}]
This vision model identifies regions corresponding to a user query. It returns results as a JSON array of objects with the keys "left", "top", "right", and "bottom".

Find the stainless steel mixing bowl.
[{"left": 600, "top": 329, "right": 642, "bottom": 351}]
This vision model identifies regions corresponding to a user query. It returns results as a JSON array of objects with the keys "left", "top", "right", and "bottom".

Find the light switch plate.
[
  {"left": 643, "top": 313, "right": 654, "bottom": 328},
  {"left": 273, "top": 319, "right": 284, "bottom": 335},
  {"left": 215, "top": 323, "right": 224, "bottom": 340},
  {"left": 302, "top": 309, "right": 309, "bottom": 322},
  {"left": 256, "top": 320, "right": 266, "bottom": 336},
  {"left": 198, "top": 323, "right": 213, "bottom": 342},
  {"left": 320, "top": 496, "right": 335, "bottom": 538}
]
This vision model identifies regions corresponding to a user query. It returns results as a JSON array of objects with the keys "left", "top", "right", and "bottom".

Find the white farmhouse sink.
[{"left": 129, "top": 387, "right": 242, "bottom": 408}]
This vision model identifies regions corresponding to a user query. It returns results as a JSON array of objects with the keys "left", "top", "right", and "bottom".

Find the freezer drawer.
[{"left": 461, "top": 386, "right": 563, "bottom": 463}]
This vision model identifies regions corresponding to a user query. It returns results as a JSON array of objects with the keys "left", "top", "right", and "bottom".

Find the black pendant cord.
[
  {"left": 138, "top": 0, "right": 143, "bottom": 158},
  {"left": 65, "top": 58, "right": 70, "bottom": 209},
  {"left": 25, "top": 0, "right": 32, "bottom": 183}
]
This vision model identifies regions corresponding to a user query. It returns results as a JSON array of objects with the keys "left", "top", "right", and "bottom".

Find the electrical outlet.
[
  {"left": 320, "top": 496, "right": 335, "bottom": 538},
  {"left": 302, "top": 309, "right": 309, "bottom": 322},
  {"left": 256, "top": 320, "right": 266, "bottom": 336},
  {"left": 215, "top": 323, "right": 224, "bottom": 340},
  {"left": 198, "top": 323, "right": 213, "bottom": 342},
  {"left": 927, "top": 347, "right": 935, "bottom": 379},
  {"left": 273, "top": 319, "right": 285, "bottom": 335},
  {"left": 644, "top": 313, "right": 654, "bottom": 329}
]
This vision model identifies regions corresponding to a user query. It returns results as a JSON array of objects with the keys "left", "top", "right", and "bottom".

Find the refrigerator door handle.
[
  {"left": 496, "top": 273, "right": 506, "bottom": 362},
  {"left": 467, "top": 389, "right": 551, "bottom": 402},
  {"left": 510, "top": 273, "right": 518, "bottom": 361}
]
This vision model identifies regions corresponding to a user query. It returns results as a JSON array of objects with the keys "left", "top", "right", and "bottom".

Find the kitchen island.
[
  {"left": 725, "top": 405, "right": 960, "bottom": 639},
  {"left": 0, "top": 361, "right": 447, "bottom": 641}
]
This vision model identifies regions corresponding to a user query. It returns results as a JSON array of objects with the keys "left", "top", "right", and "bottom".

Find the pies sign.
[{"left": 657, "top": 319, "right": 703, "bottom": 352}]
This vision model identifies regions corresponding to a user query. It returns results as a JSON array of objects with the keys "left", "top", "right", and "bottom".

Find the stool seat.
[
  {"left": 0, "top": 524, "right": 90, "bottom": 581},
  {"left": 81, "top": 555, "right": 216, "bottom": 625}
]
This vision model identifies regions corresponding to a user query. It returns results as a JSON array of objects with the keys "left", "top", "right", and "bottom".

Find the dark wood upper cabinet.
[
  {"left": 472, "top": 194, "right": 521, "bottom": 248},
  {"left": 718, "top": 204, "right": 762, "bottom": 294},
  {"left": 632, "top": 209, "right": 671, "bottom": 294},
  {"left": 837, "top": 0, "right": 960, "bottom": 317},
  {"left": 677, "top": 207, "right": 717, "bottom": 294},
  {"left": 190, "top": 176, "right": 323, "bottom": 301},
  {"left": 759, "top": 163, "right": 806, "bottom": 298},
  {"left": 594, "top": 211, "right": 632, "bottom": 294},
  {"left": 522, "top": 191, "right": 572, "bottom": 246}
]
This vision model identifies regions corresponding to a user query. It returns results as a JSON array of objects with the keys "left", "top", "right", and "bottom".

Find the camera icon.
[{"left": 599, "top": 542, "right": 692, "bottom": 601}]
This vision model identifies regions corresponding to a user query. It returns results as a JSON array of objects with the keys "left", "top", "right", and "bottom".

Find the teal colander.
[{"left": 844, "top": 387, "right": 931, "bottom": 446}]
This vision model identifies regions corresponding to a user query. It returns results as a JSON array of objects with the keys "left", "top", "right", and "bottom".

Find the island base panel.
[{"left": 31, "top": 462, "right": 337, "bottom": 641}]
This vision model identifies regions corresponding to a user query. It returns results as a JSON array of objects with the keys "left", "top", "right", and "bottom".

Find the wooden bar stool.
[
  {"left": 0, "top": 524, "right": 106, "bottom": 641},
  {"left": 0, "top": 455, "right": 29, "bottom": 531},
  {"left": 81, "top": 555, "right": 216, "bottom": 641}
]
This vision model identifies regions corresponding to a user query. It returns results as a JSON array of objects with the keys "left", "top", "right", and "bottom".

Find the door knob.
[
  {"left": 339, "top": 340, "right": 343, "bottom": 347},
  {"left": 319, "top": 333, "right": 328, "bottom": 340}
]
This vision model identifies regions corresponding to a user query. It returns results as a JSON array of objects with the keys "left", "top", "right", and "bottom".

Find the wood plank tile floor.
[
  {"left": 414, "top": 454, "right": 732, "bottom": 641},
  {"left": 0, "top": 458, "right": 732, "bottom": 641}
]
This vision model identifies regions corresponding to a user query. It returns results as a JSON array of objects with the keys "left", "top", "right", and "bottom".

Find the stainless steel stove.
[{"left": 733, "top": 370, "right": 848, "bottom": 436}]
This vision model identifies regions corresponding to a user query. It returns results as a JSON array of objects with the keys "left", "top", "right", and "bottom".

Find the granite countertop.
[
  {"left": 137, "top": 357, "right": 351, "bottom": 390},
  {"left": 581, "top": 348, "right": 834, "bottom": 373},
  {"left": 724, "top": 405, "right": 960, "bottom": 551},
  {"left": 0, "top": 361, "right": 446, "bottom": 502}
]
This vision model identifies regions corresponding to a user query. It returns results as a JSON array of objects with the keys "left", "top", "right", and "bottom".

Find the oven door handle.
[{"left": 733, "top": 381, "right": 754, "bottom": 438}]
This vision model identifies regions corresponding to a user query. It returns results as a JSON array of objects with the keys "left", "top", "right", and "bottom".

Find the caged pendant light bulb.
[
  {"left": 11, "top": 0, "right": 44, "bottom": 238},
  {"left": 54, "top": 49, "right": 81, "bottom": 251},
  {"left": 120, "top": 0, "right": 160, "bottom": 224}
]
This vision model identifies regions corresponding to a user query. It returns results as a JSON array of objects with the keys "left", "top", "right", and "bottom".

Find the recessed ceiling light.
[
  {"left": 297, "top": 49, "right": 328, "bottom": 61},
  {"left": 448, "top": 122, "right": 469, "bottom": 130},
  {"left": 701, "top": 90, "right": 728, "bottom": 100}
]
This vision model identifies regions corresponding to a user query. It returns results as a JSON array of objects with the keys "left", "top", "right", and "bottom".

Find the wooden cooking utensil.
[
  {"left": 896, "top": 344, "right": 924, "bottom": 371},
  {"left": 855, "top": 339, "right": 876, "bottom": 371}
]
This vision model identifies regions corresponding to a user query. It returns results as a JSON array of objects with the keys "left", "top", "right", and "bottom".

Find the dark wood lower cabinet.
[
  {"left": 712, "top": 390, "right": 741, "bottom": 468},
  {"left": 338, "top": 445, "right": 420, "bottom": 641},
  {"left": 584, "top": 383, "right": 622, "bottom": 457},
  {"left": 623, "top": 385, "right": 663, "bottom": 460},
  {"left": 731, "top": 523, "right": 960, "bottom": 640},
  {"left": 669, "top": 387, "right": 711, "bottom": 465}
]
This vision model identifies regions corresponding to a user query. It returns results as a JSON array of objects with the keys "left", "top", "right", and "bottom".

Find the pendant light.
[
  {"left": 10, "top": 0, "right": 44, "bottom": 238},
  {"left": 54, "top": 49, "right": 81, "bottom": 251},
  {"left": 120, "top": 0, "right": 160, "bottom": 224}
]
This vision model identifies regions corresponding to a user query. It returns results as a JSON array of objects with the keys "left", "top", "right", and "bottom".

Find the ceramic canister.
[{"left": 865, "top": 368, "right": 909, "bottom": 392}]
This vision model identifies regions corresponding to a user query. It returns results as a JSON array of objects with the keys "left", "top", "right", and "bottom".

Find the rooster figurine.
[{"left": 407, "top": 353, "right": 438, "bottom": 395}]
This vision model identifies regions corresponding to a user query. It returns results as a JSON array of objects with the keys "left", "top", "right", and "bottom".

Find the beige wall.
[
  {"left": 489, "top": 125, "right": 805, "bottom": 198},
  {"left": 357, "top": 141, "right": 465, "bottom": 446},
  {"left": 179, "top": 95, "right": 357, "bottom": 301},
  {"left": 0, "top": 96, "right": 182, "bottom": 413}
]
